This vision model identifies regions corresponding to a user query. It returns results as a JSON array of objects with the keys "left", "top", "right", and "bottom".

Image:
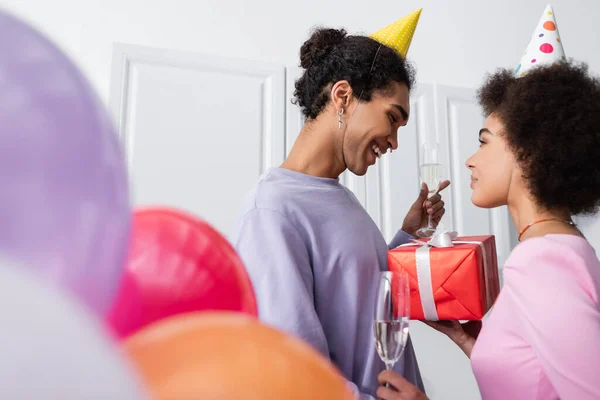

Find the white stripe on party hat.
[{"left": 514, "top": 4, "right": 566, "bottom": 77}]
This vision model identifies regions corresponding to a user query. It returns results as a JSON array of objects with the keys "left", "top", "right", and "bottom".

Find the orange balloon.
[{"left": 124, "top": 312, "right": 355, "bottom": 400}]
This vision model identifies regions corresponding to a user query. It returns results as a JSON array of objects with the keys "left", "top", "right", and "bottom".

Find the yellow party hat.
[{"left": 369, "top": 8, "right": 422, "bottom": 58}]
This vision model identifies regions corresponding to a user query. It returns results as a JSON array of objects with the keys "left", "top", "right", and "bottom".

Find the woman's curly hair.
[
  {"left": 477, "top": 61, "right": 600, "bottom": 215},
  {"left": 292, "top": 27, "right": 415, "bottom": 119}
]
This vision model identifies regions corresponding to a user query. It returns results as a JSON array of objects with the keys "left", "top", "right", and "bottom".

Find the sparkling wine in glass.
[
  {"left": 416, "top": 142, "right": 442, "bottom": 238},
  {"left": 373, "top": 271, "right": 410, "bottom": 372}
]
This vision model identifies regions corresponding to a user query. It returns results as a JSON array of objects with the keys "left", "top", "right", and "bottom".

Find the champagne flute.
[
  {"left": 373, "top": 271, "right": 410, "bottom": 373},
  {"left": 416, "top": 142, "right": 442, "bottom": 238}
]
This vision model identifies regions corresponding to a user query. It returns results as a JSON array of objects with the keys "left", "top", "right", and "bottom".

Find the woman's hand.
[
  {"left": 422, "top": 320, "right": 482, "bottom": 358},
  {"left": 377, "top": 370, "right": 428, "bottom": 400}
]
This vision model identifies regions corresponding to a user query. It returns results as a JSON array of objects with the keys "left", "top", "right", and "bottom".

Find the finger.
[
  {"left": 378, "top": 371, "right": 426, "bottom": 399},
  {"left": 462, "top": 320, "right": 483, "bottom": 337},
  {"left": 376, "top": 385, "right": 400, "bottom": 400},
  {"left": 426, "top": 192, "right": 442, "bottom": 205},
  {"left": 422, "top": 320, "right": 456, "bottom": 335},
  {"left": 422, "top": 320, "right": 445, "bottom": 327},
  {"left": 463, "top": 321, "right": 483, "bottom": 329},
  {"left": 452, "top": 320, "right": 464, "bottom": 329},
  {"left": 431, "top": 207, "right": 445, "bottom": 218},
  {"left": 378, "top": 370, "right": 412, "bottom": 390},
  {"left": 427, "top": 201, "right": 445, "bottom": 215},
  {"left": 416, "top": 183, "right": 429, "bottom": 205},
  {"left": 424, "top": 320, "right": 454, "bottom": 329},
  {"left": 422, "top": 320, "right": 446, "bottom": 331},
  {"left": 437, "top": 180, "right": 451, "bottom": 193}
]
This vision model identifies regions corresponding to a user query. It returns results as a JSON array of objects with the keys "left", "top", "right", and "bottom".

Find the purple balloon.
[{"left": 0, "top": 10, "right": 130, "bottom": 315}]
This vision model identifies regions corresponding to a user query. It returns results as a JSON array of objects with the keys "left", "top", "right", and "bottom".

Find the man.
[{"left": 230, "top": 10, "right": 448, "bottom": 398}]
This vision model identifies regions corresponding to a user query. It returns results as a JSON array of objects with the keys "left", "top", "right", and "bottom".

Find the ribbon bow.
[
  {"left": 428, "top": 224, "right": 458, "bottom": 248},
  {"left": 411, "top": 223, "right": 458, "bottom": 248}
]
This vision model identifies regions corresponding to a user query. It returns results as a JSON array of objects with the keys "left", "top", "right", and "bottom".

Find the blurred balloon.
[
  {"left": 106, "top": 271, "right": 144, "bottom": 339},
  {"left": 124, "top": 312, "right": 355, "bottom": 400},
  {"left": 0, "top": 258, "right": 147, "bottom": 399},
  {"left": 0, "top": 11, "right": 131, "bottom": 315},
  {"left": 106, "top": 207, "right": 257, "bottom": 339}
]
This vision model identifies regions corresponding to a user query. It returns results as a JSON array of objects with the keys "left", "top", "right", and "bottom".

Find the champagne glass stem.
[
  {"left": 427, "top": 187, "right": 438, "bottom": 230},
  {"left": 385, "top": 363, "right": 394, "bottom": 388}
]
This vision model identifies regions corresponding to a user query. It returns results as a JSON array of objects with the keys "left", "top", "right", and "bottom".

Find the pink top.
[{"left": 471, "top": 234, "right": 600, "bottom": 399}]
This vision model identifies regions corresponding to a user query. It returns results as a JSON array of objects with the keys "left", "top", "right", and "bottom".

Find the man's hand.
[
  {"left": 401, "top": 181, "right": 450, "bottom": 237},
  {"left": 377, "top": 370, "right": 429, "bottom": 400}
]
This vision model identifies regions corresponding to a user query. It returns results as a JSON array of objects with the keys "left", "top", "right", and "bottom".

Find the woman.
[
  {"left": 377, "top": 61, "right": 600, "bottom": 399},
  {"left": 230, "top": 26, "right": 449, "bottom": 398}
]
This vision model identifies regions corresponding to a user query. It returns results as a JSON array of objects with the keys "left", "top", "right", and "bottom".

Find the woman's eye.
[
  {"left": 389, "top": 113, "right": 398, "bottom": 124},
  {"left": 478, "top": 139, "right": 486, "bottom": 147}
]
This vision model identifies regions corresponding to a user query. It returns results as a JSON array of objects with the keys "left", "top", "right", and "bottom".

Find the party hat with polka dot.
[
  {"left": 514, "top": 4, "right": 566, "bottom": 78},
  {"left": 369, "top": 8, "right": 422, "bottom": 58}
]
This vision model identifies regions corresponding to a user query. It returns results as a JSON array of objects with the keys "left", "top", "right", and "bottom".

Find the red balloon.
[{"left": 106, "top": 207, "right": 257, "bottom": 339}]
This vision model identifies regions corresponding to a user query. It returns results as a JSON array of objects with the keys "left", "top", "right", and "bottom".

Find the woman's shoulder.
[
  {"left": 508, "top": 233, "right": 592, "bottom": 259},
  {"left": 504, "top": 234, "right": 600, "bottom": 301}
]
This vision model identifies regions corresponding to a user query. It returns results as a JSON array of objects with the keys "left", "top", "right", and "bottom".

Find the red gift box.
[{"left": 388, "top": 235, "right": 500, "bottom": 321}]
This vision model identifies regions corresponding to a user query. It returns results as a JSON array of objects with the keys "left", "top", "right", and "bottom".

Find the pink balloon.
[{"left": 106, "top": 207, "right": 257, "bottom": 339}]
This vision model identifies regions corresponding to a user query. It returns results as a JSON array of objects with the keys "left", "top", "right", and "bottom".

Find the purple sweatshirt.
[{"left": 230, "top": 168, "right": 424, "bottom": 398}]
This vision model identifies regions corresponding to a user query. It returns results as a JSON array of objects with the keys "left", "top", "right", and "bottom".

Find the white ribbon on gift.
[{"left": 399, "top": 224, "right": 491, "bottom": 321}]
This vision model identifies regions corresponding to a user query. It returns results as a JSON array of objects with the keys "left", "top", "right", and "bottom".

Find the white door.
[{"left": 109, "top": 44, "right": 286, "bottom": 235}]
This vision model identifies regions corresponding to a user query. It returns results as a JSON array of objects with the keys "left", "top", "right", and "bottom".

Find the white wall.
[{"left": 5, "top": 0, "right": 600, "bottom": 102}]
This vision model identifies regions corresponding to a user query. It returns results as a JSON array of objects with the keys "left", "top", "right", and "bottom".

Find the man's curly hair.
[
  {"left": 293, "top": 27, "right": 415, "bottom": 119},
  {"left": 477, "top": 61, "right": 600, "bottom": 216}
]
